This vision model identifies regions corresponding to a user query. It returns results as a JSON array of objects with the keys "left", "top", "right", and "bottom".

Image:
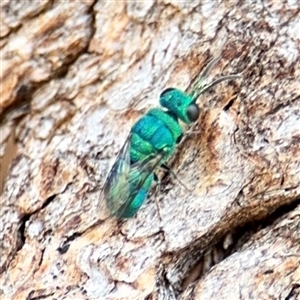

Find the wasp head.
[{"left": 159, "top": 88, "right": 199, "bottom": 125}]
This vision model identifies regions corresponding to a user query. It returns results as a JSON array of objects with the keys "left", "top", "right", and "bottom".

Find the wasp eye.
[
  {"left": 186, "top": 103, "right": 199, "bottom": 122},
  {"left": 160, "top": 88, "right": 176, "bottom": 98}
]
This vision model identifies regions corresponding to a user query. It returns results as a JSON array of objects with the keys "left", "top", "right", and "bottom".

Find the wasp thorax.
[{"left": 159, "top": 88, "right": 196, "bottom": 124}]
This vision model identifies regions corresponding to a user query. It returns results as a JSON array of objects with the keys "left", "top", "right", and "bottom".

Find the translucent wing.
[
  {"left": 102, "top": 134, "right": 165, "bottom": 218},
  {"left": 103, "top": 135, "right": 131, "bottom": 215}
]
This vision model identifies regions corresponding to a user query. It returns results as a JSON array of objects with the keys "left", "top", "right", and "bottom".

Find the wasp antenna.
[
  {"left": 199, "top": 56, "right": 222, "bottom": 80},
  {"left": 190, "top": 55, "right": 242, "bottom": 102},
  {"left": 198, "top": 74, "right": 242, "bottom": 96},
  {"left": 189, "top": 56, "right": 221, "bottom": 98}
]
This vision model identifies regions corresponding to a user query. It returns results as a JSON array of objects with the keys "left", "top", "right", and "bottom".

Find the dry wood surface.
[{"left": 1, "top": 1, "right": 299, "bottom": 300}]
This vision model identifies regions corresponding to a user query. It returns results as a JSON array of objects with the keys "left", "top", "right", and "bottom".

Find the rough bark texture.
[{"left": 1, "top": 1, "right": 299, "bottom": 300}]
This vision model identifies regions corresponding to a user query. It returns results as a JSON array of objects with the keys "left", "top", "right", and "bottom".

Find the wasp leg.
[
  {"left": 184, "top": 128, "right": 201, "bottom": 137},
  {"left": 153, "top": 173, "right": 162, "bottom": 194},
  {"left": 152, "top": 173, "right": 164, "bottom": 220},
  {"left": 160, "top": 164, "right": 191, "bottom": 192}
]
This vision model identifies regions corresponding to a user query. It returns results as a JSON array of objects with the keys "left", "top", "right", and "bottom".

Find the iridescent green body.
[{"left": 103, "top": 57, "right": 241, "bottom": 218}]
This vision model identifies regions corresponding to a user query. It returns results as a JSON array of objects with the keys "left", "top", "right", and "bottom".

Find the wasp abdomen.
[{"left": 115, "top": 173, "right": 154, "bottom": 218}]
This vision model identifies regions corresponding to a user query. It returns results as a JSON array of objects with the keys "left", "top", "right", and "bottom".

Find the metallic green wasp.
[{"left": 103, "top": 57, "right": 241, "bottom": 218}]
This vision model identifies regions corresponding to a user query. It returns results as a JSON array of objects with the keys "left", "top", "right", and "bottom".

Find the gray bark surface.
[{"left": 1, "top": 1, "right": 299, "bottom": 299}]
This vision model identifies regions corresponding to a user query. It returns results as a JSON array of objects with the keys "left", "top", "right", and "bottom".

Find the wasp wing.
[
  {"left": 112, "top": 149, "right": 165, "bottom": 218},
  {"left": 102, "top": 134, "right": 165, "bottom": 218},
  {"left": 102, "top": 135, "right": 132, "bottom": 216}
]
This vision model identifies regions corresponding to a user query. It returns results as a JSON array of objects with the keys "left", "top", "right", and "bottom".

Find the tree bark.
[{"left": 1, "top": 1, "right": 299, "bottom": 299}]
